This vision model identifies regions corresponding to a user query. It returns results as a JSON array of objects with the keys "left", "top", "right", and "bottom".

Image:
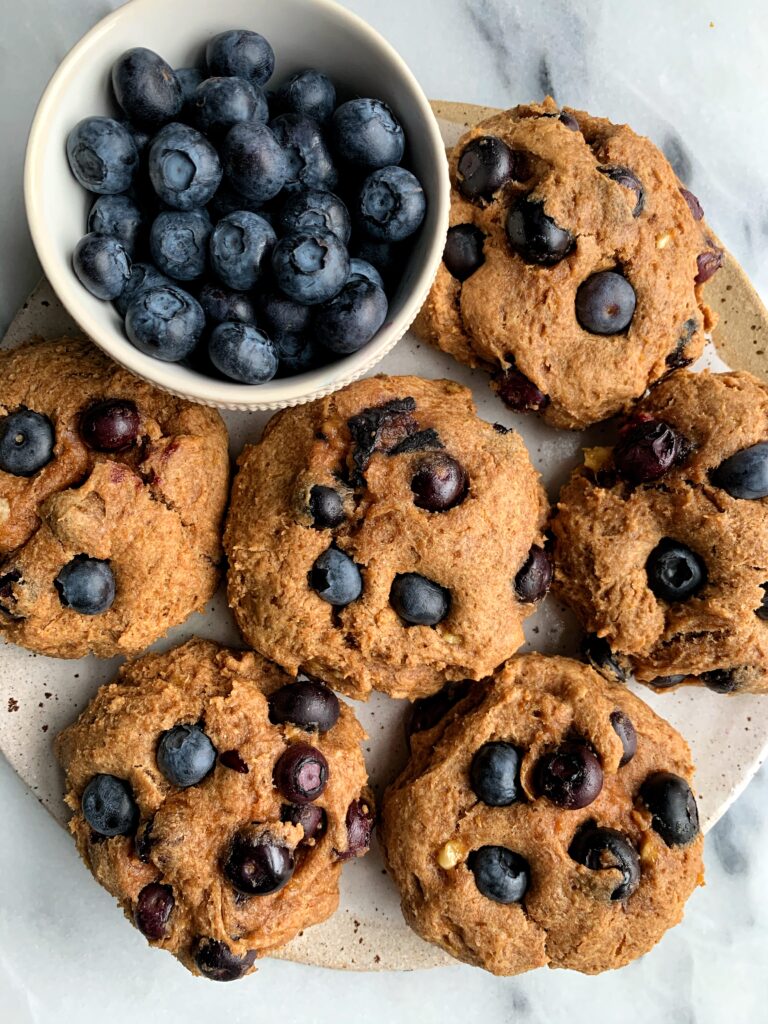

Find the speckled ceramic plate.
[{"left": 1, "top": 102, "right": 767, "bottom": 973}]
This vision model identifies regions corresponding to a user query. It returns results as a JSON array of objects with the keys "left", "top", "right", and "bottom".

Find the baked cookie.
[
  {"left": 55, "top": 638, "right": 372, "bottom": 981},
  {"left": 0, "top": 337, "right": 229, "bottom": 658},
  {"left": 225, "top": 375, "right": 549, "bottom": 700},
  {"left": 552, "top": 369, "right": 768, "bottom": 694},
  {"left": 381, "top": 653, "right": 703, "bottom": 975},
  {"left": 415, "top": 98, "right": 722, "bottom": 429}
]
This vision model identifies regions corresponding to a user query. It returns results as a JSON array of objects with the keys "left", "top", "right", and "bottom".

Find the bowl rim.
[{"left": 23, "top": 0, "right": 450, "bottom": 410}]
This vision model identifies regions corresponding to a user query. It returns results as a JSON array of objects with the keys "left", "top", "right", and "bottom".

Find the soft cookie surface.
[
  {"left": 415, "top": 98, "right": 721, "bottom": 429},
  {"left": 0, "top": 337, "right": 228, "bottom": 658},
  {"left": 55, "top": 638, "right": 372, "bottom": 981},
  {"left": 381, "top": 653, "right": 703, "bottom": 975},
  {"left": 225, "top": 374, "right": 549, "bottom": 699},
  {"left": 552, "top": 370, "right": 768, "bottom": 693}
]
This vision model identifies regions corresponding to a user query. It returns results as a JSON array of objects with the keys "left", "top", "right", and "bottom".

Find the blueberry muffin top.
[
  {"left": 552, "top": 369, "right": 768, "bottom": 693},
  {"left": 415, "top": 98, "right": 722, "bottom": 429},
  {"left": 55, "top": 638, "right": 372, "bottom": 981},
  {"left": 0, "top": 336, "right": 228, "bottom": 658},
  {"left": 381, "top": 653, "right": 703, "bottom": 976},
  {"left": 225, "top": 374, "right": 549, "bottom": 700}
]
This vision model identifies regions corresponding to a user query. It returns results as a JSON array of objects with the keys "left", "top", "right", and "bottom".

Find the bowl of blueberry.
[{"left": 24, "top": 0, "right": 449, "bottom": 409}]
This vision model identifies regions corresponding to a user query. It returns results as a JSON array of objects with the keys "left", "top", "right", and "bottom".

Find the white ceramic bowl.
[{"left": 24, "top": 0, "right": 449, "bottom": 410}]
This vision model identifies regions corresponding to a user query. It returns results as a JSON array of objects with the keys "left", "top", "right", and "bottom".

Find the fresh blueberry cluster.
[{"left": 66, "top": 33, "right": 427, "bottom": 384}]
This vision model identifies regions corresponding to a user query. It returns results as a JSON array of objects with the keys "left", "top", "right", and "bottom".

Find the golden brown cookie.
[
  {"left": 381, "top": 653, "right": 703, "bottom": 975},
  {"left": 225, "top": 375, "right": 549, "bottom": 700},
  {"left": 0, "top": 337, "right": 229, "bottom": 658},
  {"left": 55, "top": 638, "right": 372, "bottom": 981},
  {"left": 415, "top": 98, "right": 722, "bottom": 429},
  {"left": 552, "top": 369, "right": 768, "bottom": 694}
]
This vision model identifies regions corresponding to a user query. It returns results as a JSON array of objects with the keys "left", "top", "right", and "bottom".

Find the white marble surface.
[{"left": 1, "top": 0, "right": 768, "bottom": 1021}]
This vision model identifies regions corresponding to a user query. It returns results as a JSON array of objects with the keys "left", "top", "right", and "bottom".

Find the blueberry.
[
  {"left": 701, "top": 668, "right": 739, "bottom": 693},
  {"left": 273, "top": 743, "right": 329, "bottom": 803},
  {"left": 274, "top": 332, "right": 319, "bottom": 376},
  {"left": 209, "top": 182, "right": 271, "bottom": 220},
  {"left": 583, "top": 633, "right": 627, "bottom": 683},
  {"left": 175, "top": 66, "right": 203, "bottom": 105},
  {"left": 193, "top": 76, "right": 268, "bottom": 137},
  {"left": 281, "top": 803, "right": 327, "bottom": 844},
  {"left": 259, "top": 290, "right": 312, "bottom": 335},
  {"left": 122, "top": 120, "right": 152, "bottom": 156},
  {"left": 535, "top": 742, "right": 603, "bottom": 809},
  {"left": 224, "top": 828, "right": 295, "bottom": 897},
  {"left": 111, "top": 48, "right": 182, "bottom": 127},
  {"left": 278, "top": 189, "right": 351, "bottom": 244},
  {"left": 309, "top": 485, "right": 346, "bottom": 528},
  {"left": 275, "top": 69, "right": 336, "bottom": 124},
  {"left": 568, "top": 825, "right": 640, "bottom": 900},
  {"left": 559, "top": 110, "right": 580, "bottom": 131},
  {"left": 193, "top": 937, "right": 257, "bottom": 981},
  {"left": 757, "top": 583, "right": 768, "bottom": 620},
  {"left": 443, "top": 224, "right": 485, "bottom": 281},
  {"left": 349, "top": 258, "right": 384, "bottom": 291},
  {"left": 470, "top": 742, "right": 522, "bottom": 806},
  {"left": 468, "top": 846, "right": 529, "bottom": 904},
  {"left": 651, "top": 674, "right": 688, "bottom": 689},
  {"left": 209, "top": 211, "right": 275, "bottom": 291},
  {"left": 55, "top": 556, "right": 116, "bottom": 615},
  {"left": 272, "top": 229, "right": 349, "bottom": 304},
  {"left": 81, "top": 774, "right": 138, "bottom": 836},
  {"left": 148, "top": 123, "right": 222, "bottom": 211},
  {"left": 457, "top": 136, "right": 524, "bottom": 202},
  {"left": 695, "top": 248, "right": 724, "bottom": 284},
  {"left": 494, "top": 364, "right": 550, "bottom": 412},
  {"left": 80, "top": 399, "right": 140, "bottom": 452},
  {"left": 222, "top": 122, "right": 288, "bottom": 203},
  {"left": 614, "top": 419, "right": 686, "bottom": 484},
  {"left": 710, "top": 442, "right": 768, "bottom": 500},
  {"left": 352, "top": 238, "right": 400, "bottom": 282},
  {"left": 268, "top": 676, "right": 340, "bottom": 732},
  {"left": 309, "top": 547, "right": 362, "bottom": 606},
  {"left": 208, "top": 322, "right": 278, "bottom": 384},
  {"left": 357, "top": 166, "right": 426, "bottom": 242},
  {"left": 0, "top": 410, "right": 55, "bottom": 476},
  {"left": 313, "top": 279, "right": 388, "bottom": 355},
  {"left": 598, "top": 165, "right": 645, "bottom": 216},
  {"left": 646, "top": 538, "right": 707, "bottom": 602},
  {"left": 330, "top": 98, "right": 404, "bottom": 169},
  {"left": 514, "top": 545, "right": 553, "bottom": 602},
  {"left": 406, "top": 681, "right": 472, "bottom": 744},
  {"left": 113, "top": 262, "right": 172, "bottom": 317},
  {"left": 218, "top": 749, "right": 249, "bottom": 773},
  {"left": 411, "top": 453, "right": 468, "bottom": 512},
  {"left": 390, "top": 572, "right": 450, "bottom": 626},
  {"left": 135, "top": 883, "right": 174, "bottom": 940},
  {"left": 205, "top": 30, "right": 275, "bottom": 88},
  {"left": 87, "top": 195, "right": 143, "bottom": 255},
  {"left": 125, "top": 284, "right": 204, "bottom": 361},
  {"left": 610, "top": 710, "right": 637, "bottom": 767},
  {"left": 335, "top": 798, "right": 374, "bottom": 860},
  {"left": 199, "top": 282, "right": 257, "bottom": 325},
  {"left": 506, "top": 197, "right": 574, "bottom": 266},
  {"left": 270, "top": 114, "right": 337, "bottom": 192},
  {"left": 680, "top": 187, "right": 704, "bottom": 221},
  {"left": 639, "top": 771, "right": 700, "bottom": 846},
  {"left": 575, "top": 271, "right": 636, "bottom": 334},
  {"left": 73, "top": 233, "right": 132, "bottom": 300},
  {"left": 156, "top": 724, "right": 216, "bottom": 787},
  {"left": 66, "top": 117, "right": 139, "bottom": 194},
  {"left": 150, "top": 209, "right": 211, "bottom": 281}
]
